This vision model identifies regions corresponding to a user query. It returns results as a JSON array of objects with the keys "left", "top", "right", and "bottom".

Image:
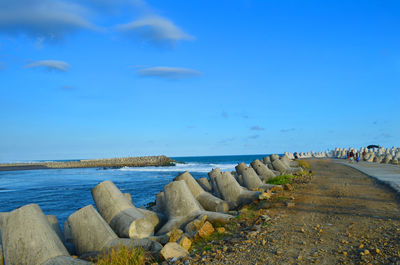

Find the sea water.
[{"left": 0, "top": 154, "right": 270, "bottom": 225}]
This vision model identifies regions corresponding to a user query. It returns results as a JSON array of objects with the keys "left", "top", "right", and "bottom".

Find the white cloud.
[
  {"left": 25, "top": 60, "right": 70, "bottom": 72},
  {"left": 0, "top": 0, "right": 193, "bottom": 46},
  {"left": 0, "top": 0, "right": 95, "bottom": 40},
  {"left": 117, "top": 16, "right": 194, "bottom": 45},
  {"left": 137, "top": 66, "right": 201, "bottom": 79}
]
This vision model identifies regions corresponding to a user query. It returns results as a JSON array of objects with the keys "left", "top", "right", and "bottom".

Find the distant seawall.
[{"left": 0, "top": 155, "right": 175, "bottom": 171}]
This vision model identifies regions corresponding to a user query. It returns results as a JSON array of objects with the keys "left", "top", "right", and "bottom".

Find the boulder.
[
  {"left": 160, "top": 242, "right": 188, "bottom": 261},
  {"left": 175, "top": 172, "right": 229, "bottom": 213},
  {"left": 92, "top": 180, "right": 154, "bottom": 238}
]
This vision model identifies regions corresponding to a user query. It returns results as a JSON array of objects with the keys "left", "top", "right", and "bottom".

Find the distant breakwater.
[{"left": 0, "top": 155, "right": 175, "bottom": 171}]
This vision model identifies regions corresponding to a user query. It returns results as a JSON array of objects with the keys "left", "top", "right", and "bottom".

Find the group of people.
[{"left": 347, "top": 150, "right": 364, "bottom": 163}]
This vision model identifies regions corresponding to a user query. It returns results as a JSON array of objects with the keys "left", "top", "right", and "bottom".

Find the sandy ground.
[{"left": 188, "top": 159, "right": 400, "bottom": 265}]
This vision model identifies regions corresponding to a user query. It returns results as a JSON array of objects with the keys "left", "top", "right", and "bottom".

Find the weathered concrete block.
[
  {"left": 197, "top": 177, "right": 212, "bottom": 193},
  {"left": 46, "top": 215, "right": 64, "bottom": 243},
  {"left": 250, "top": 159, "right": 275, "bottom": 181},
  {"left": 156, "top": 181, "right": 232, "bottom": 235},
  {"left": 262, "top": 156, "right": 271, "bottom": 164},
  {"left": 214, "top": 171, "right": 261, "bottom": 208},
  {"left": 175, "top": 172, "right": 229, "bottom": 213},
  {"left": 67, "top": 205, "right": 160, "bottom": 257},
  {"left": 208, "top": 168, "right": 223, "bottom": 197},
  {"left": 92, "top": 180, "right": 154, "bottom": 238},
  {"left": 2, "top": 204, "right": 89, "bottom": 265}
]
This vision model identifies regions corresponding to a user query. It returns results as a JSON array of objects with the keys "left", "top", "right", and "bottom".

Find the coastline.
[{"left": 0, "top": 155, "right": 175, "bottom": 171}]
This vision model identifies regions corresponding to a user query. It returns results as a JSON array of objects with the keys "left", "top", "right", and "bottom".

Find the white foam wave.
[{"left": 119, "top": 162, "right": 237, "bottom": 173}]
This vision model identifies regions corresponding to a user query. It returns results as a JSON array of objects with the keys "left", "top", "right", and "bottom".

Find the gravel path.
[{"left": 188, "top": 159, "right": 400, "bottom": 265}]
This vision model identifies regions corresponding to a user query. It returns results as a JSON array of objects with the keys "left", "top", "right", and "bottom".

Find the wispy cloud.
[
  {"left": 137, "top": 66, "right": 201, "bottom": 79},
  {"left": 250, "top": 125, "right": 264, "bottom": 131},
  {"left": 248, "top": 134, "right": 260, "bottom": 139},
  {"left": 0, "top": 0, "right": 95, "bottom": 40},
  {"left": 280, "top": 128, "right": 296, "bottom": 133},
  {"left": 25, "top": 60, "right": 70, "bottom": 72},
  {"left": 221, "top": 111, "right": 228, "bottom": 119},
  {"left": 0, "top": 0, "right": 193, "bottom": 47},
  {"left": 60, "top": 85, "right": 76, "bottom": 90},
  {"left": 116, "top": 16, "right": 194, "bottom": 45}
]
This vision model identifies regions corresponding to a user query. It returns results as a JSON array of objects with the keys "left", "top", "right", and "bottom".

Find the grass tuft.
[
  {"left": 94, "top": 246, "right": 147, "bottom": 265},
  {"left": 297, "top": 160, "right": 311, "bottom": 169},
  {"left": 266, "top": 174, "right": 296, "bottom": 185}
]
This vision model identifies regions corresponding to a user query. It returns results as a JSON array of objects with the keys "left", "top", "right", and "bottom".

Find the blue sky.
[{"left": 0, "top": 0, "right": 399, "bottom": 161}]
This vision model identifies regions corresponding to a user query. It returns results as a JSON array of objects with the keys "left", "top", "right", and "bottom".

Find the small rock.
[
  {"left": 177, "top": 235, "right": 192, "bottom": 251},
  {"left": 160, "top": 242, "right": 189, "bottom": 260},
  {"left": 168, "top": 227, "right": 184, "bottom": 242},
  {"left": 284, "top": 183, "right": 293, "bottom": 191},
  {"left": 286, "top": 202, "right": 295, "bottom": 207},
  {"left": 216, "top": 227, "right": 226, "bottom": 234},
  {"left": 198, "top": 221, "right": 215, "bottom": 238}
]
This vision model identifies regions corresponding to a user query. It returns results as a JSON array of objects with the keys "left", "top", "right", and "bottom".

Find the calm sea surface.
[{"left": 0, "top": 154, "right": 270, "bottom": 225}]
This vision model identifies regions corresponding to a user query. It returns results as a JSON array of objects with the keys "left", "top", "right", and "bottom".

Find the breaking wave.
[{"left": 119, "top": 162, "right": 237, "bottom": 173}]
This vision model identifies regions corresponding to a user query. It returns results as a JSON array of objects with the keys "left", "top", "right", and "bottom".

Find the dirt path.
[{"left": 189, "top": 159, "right": 400, "bottom": 265}]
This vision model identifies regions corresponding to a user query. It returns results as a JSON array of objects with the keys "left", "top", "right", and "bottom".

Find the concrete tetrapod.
[
  {"left": 123, "top": 193, "right": 166, "bottom": 231},
  {"left": 208, "top": 168, "right": 223, "bottom": 197},
  {"left": 156, "top": 180, "right": 232, "bottom": 235},
  {"left": 197, "top": 177, "right": 213, "bottom": 193},
  {"left": 280, "top": 155, "right": 299, "bottom": 168},
  {"left": 272, "top": 159, "right": 301, "bottom": 174},
  {"left": 92, "top": 180, "right": 154, "bottom": 238},
  {"left": 46, "top": 215, "right": 64, "bottom": 243},
  {"left": 235, "top": 163, "right": 275, "bottom": 190},
  {"left": 214, "top": 171, "right": 262, "bottom": 209},
  {"left": 250, "top": 159, "right": 276, "bottom": 181},
  {"left": 155, "top": 192, "right": 166, "bottom": 213},
  {"left": 2, "top": 204, "right": 89, "bottom": 265},
  {"left": 67, "top": 205, "right": 161, "bottom": 256},
  {"left": 175, "top": 172, "right": 229, "bottom": 213},
  {"left": 262, "top": 156, "right": 271, "bottom": 164}
]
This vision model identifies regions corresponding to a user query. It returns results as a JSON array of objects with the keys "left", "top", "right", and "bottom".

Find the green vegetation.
[
  {"left": 93, "top": 246, "right": 148, "bottom": 265},
  {"left": 266, "top": 174, "right": 296, "bottom": 185},
  {"left": 297, "top": 160, "right": 311, "bottom": 169}
]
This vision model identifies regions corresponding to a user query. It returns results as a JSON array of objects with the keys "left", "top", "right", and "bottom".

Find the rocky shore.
[
  {"left": 0, "top": 155, "right": 175, "bottom": 171},
  {"left": 1, "top": 148, "right": 399, "bottom": 264}
]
